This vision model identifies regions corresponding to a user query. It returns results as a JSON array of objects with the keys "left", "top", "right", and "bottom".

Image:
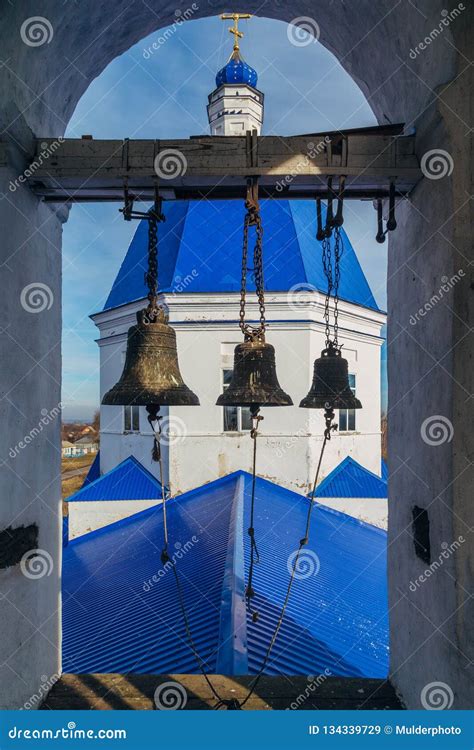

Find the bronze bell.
[
  {"left": 102, "top": 309, "right": 199, "bottom": 407},
  {"left": 216, "top": 339, "right": 293, "bottom": 408},
  {"left": 300, "top": 345, "right": 362, "bottom": 410}
]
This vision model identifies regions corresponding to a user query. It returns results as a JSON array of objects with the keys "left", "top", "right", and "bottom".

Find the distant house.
[
  {"left": 73, "top": 436, "right": 98, "bottom": 455},
  {"left": 61, "top": 440, "right": 76, "bottom": 458}
]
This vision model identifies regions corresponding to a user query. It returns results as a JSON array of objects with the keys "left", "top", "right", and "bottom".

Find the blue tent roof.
[
  {"left": 66, "top": 455, "right": 167, "bottom": 502},
  {"left": 62, "top": 471, "right": 388, "bottom": 677},
  {"left": 102, "top": 200, "right": 379, "bottom": 313},
  {"left": 81, "top": 450, "right": 100, "bottom": 487},
  {"left": 316, "top": 457, "right": 387, "bottom": 499}
]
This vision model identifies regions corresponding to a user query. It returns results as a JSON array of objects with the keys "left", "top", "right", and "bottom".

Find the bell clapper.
[
  {"left": 146, "top": 404, "right": 170, "bottom": 562},
  {"left": 246, "top": 404, "right": 263, "bottom": 622}
]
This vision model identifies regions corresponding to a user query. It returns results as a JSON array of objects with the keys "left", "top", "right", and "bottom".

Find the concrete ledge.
[{"left": 41, "top": 675, "right": 403, "bottom": 710}]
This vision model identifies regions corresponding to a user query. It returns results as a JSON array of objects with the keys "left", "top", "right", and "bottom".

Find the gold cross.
[{"left": 221, "top": 13, "right": 252, "bottom": 51}]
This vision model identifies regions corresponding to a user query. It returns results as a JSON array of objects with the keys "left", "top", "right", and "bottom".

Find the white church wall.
[
  {"left": 94, "top": 292, "right": 385, "bottom": 496},
  {"left": 316, "top": 498, "right": 388, "bottom": 530},
  {"left": 68, "top": 499, "right": 160, "bottom": 539}
]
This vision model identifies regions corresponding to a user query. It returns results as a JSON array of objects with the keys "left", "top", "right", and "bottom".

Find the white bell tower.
[{"left": 207, "top": 13, "right": 264, "bottom": 136}]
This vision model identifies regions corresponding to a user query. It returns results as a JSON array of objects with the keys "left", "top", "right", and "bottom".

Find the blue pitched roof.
[
  {"left": 381, "top": 458, "right": 388, "bottom": 481},
  {"left": 66, "top": 455, "right": 167, "bottom": 502},
  {"left": 316, "top": 457, "right": 387, "bottom": 499},
  {"left": 103, "top": 200, "right": 379, "bottom": 313},
  {"left": 62, "top": 471, "right": 388, "bottom": 677},
  {"left": 81, "top": 450, "right": 100, "bottom": 487}
]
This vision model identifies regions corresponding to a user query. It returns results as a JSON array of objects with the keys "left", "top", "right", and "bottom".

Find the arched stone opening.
[{"left": 0, "top": 1, "right": 472, "bottom": 710}]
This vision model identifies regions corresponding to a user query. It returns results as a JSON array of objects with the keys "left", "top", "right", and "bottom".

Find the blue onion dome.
[{"left": 216, "top": 49, "right": 258, "bottom": 88}]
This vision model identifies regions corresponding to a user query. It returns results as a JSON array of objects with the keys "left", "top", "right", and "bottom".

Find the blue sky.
[{"left": 62, "top": 14, "right": 387, "bottom": 421}]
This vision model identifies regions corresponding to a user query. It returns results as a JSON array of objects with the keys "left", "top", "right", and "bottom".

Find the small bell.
[
  {"left": 300, "top": 345, "right": 362, "bottom": 410},
  {"left": 102, "top": 309, "right": 199, "bottom": 407},
  {"left": 216, "top": 339, "right": 292, "bottom": 408}
]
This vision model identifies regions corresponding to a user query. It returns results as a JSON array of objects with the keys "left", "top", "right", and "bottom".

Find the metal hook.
[
  {"left": 334, "top": 175, "right": 346, "bottom": 227},
  {"left": 375, "top": 199, "right": 386, "bottom": 243},
  {"left": 386, "top": 181, "right": 397, "bottom": 231},
  {"left": 316, "top": 198, "right": 325, "bottom": 241}
]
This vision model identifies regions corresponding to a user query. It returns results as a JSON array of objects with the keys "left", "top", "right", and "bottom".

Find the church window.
[
  {"left": 222, "top": 369, "right": 251, "bottom": 432},
  {"left": 339, "top": 374, "right": 357, "bottom": 432},
  {"left": 124, "top": 405, "right": 140, "bottom": 433}
]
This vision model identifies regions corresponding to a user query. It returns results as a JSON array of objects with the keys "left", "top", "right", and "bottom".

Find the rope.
[
  {"left": 148, "top": 406, "right": 336, "bottom": 709},
  {"left": 245, "top": 407, "right": 262, "bottom": 622}
]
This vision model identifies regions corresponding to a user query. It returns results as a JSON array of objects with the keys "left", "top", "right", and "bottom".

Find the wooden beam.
[{"left": 1, "top": 128, "right": 422, "bottom": 203}]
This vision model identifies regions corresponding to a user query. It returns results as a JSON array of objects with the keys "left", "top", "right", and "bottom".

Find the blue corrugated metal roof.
[
  {"left": 66, "top": 455, "right": 167, "bottom": 502},
  {"left": 102, "top": 200, "right": 379, "bottom": 312},
  {"left": 63, "top": 471, "right": 388, "bottom": 677},
  {"left": 82, "top": 450, "right": 100, "bottom": 487},
  {"left": 315, "top": 456, "right": 387, "bottom": 499}
]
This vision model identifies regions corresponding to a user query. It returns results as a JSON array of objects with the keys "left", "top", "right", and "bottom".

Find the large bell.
[
  {"left": 216, "top": 339, "right": 293, "bottom": 408},
  {"left": 300, "top": 345, "right": 362, "bottom": 410},
  {"left": 102, "top": 310, "right": 199, "bottom": 407}
]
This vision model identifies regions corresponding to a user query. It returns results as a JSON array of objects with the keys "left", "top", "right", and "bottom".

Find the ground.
[{"left": 61, "top": 453, "right": 95, "bottom": 511}]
